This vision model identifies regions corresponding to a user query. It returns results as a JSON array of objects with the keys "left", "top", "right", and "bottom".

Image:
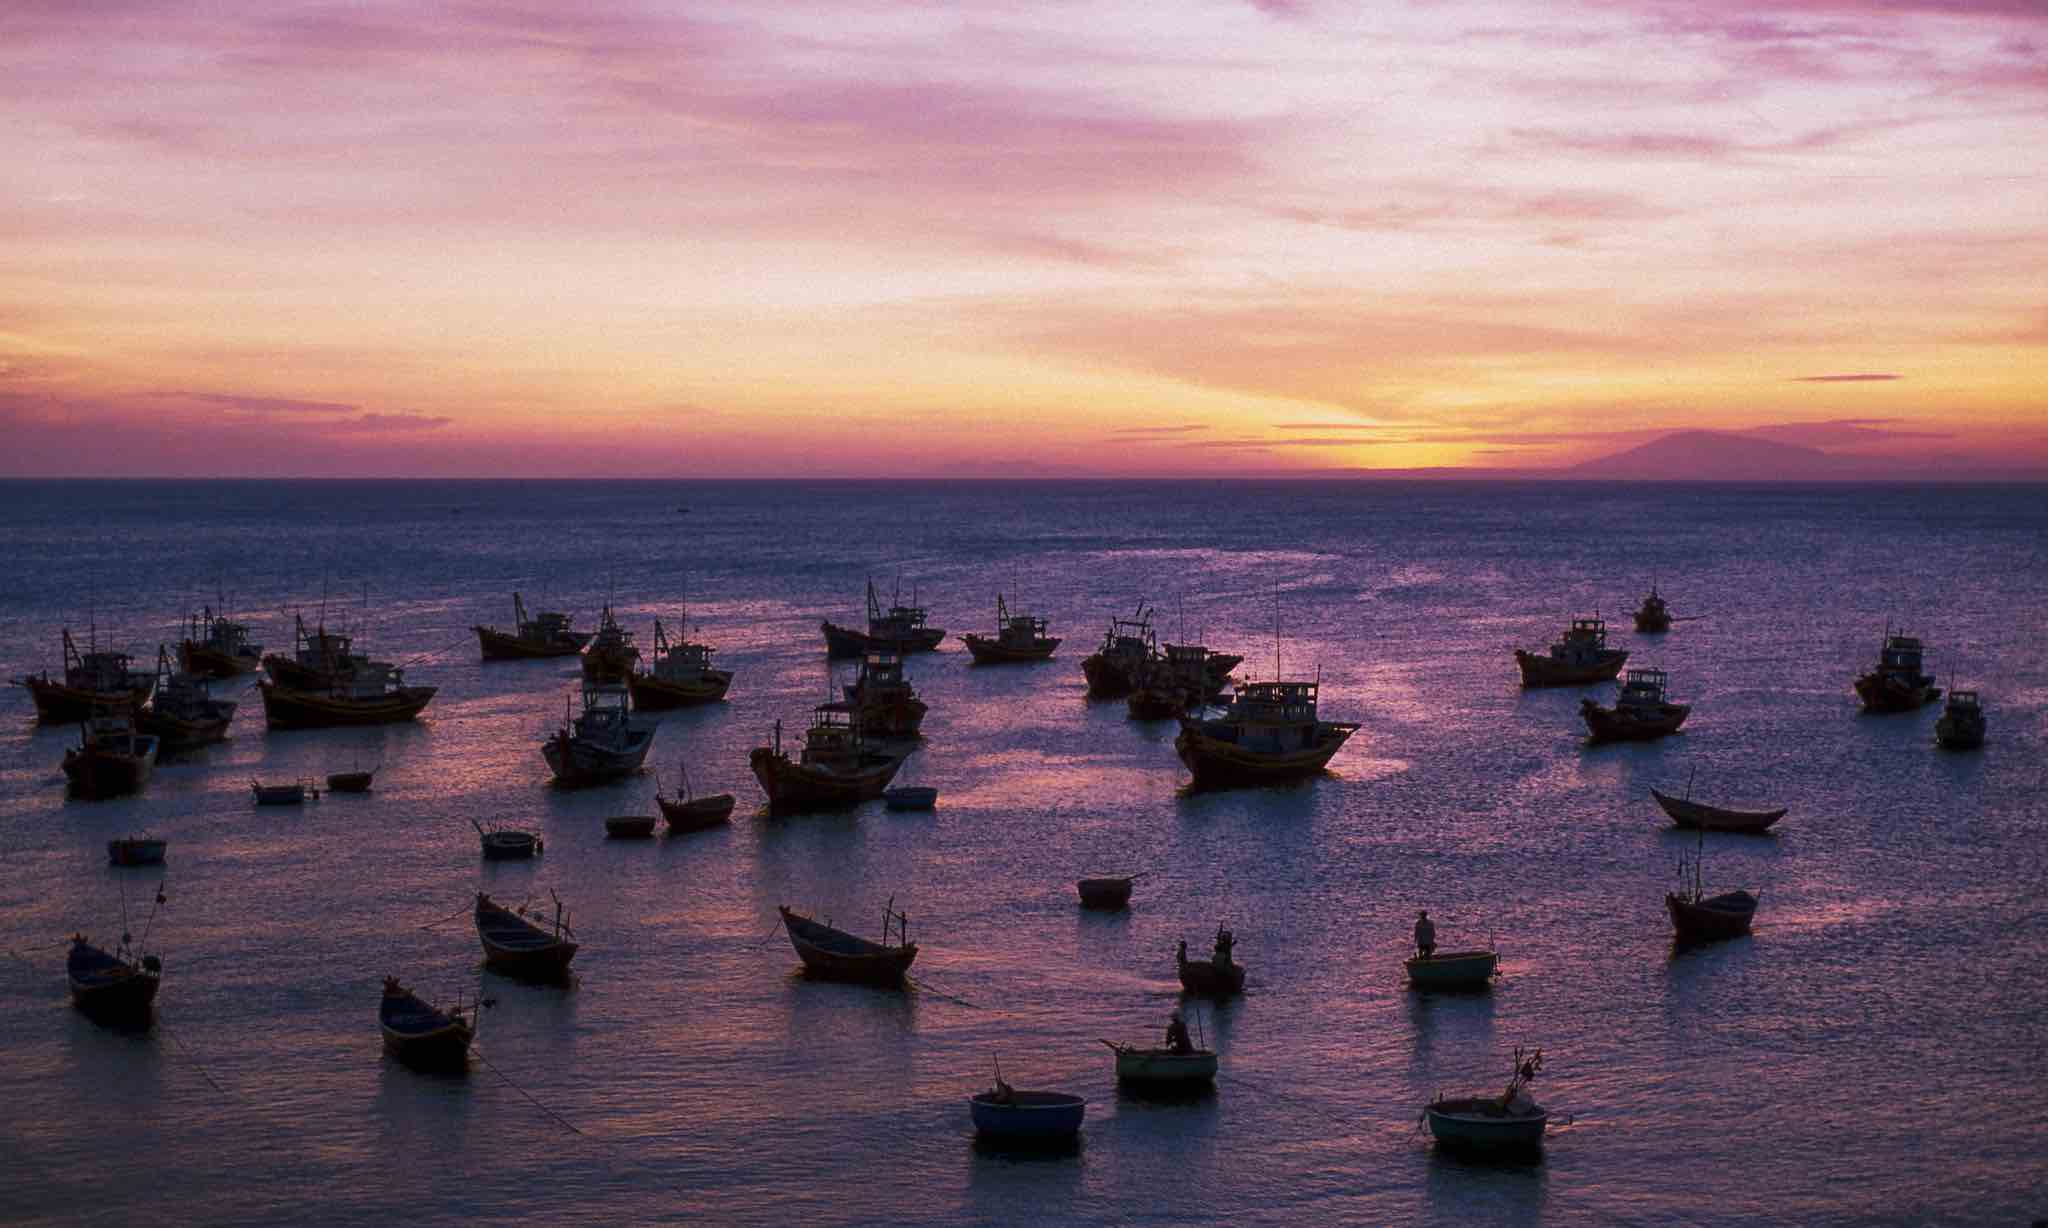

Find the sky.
[{"left": 1, "top": 0, "right": 2044, "bottom": 477}]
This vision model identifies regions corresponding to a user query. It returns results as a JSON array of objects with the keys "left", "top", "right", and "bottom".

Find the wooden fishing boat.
[
  {"left": 262, "top": 614, "right": 371, "bottom": 689},
  {"left": 1935, "top": 689, "right": 1986, "bottom": 749},
  {"left": 960, "top": 594, "right": 1061, "bottom": 663},
  {"left": 543, "top": 682, "right": 656, "bottom": 786},
  {"left": 748, "top": 706, "right": 906, "bottom": 812},
  {"left": 779, "top": 902, "right": 918, "bottom": 984},
  {"left": 1667, "top": 835, "right": 1758, "bottom": 942},
  {"left": 970, "top": 1085, "right": 1087, "bottom": 1140},
  {"left": 1126, "top": 649, "right": 1200, "bottom": 721},
  {"left": 883, "top": 785, "right": 938, "bottom": 811},
  {"left": 178, "top": 605, "right": 263, "bottom": 677},
  {"left": 251, "top": 778, "right": 318, "bottom": 805},
  {"left": 1081, "top": 604, "right": 1157, "bottom": 697},
  {"left": 626, "top": 616, "right": 732, "bottom": 708},
  {"left": 13, "top": 629, "right": 156, "bottom": 723},
  {"left": 604, "top": 814, "right": 658, "bottom": 838},
  {"left": 822, "top": 578, "right": 946, "bottom": 658},
  {"left": 1076, "top": 876, "right": 1135, "bottom": 909},
  {"left": 1854, "top": 628, "right": 1941, "bottom": 713},
  {"left": 475, "top": 592, "right": 590, "bottom": 660},
  {"left": 1424, "top": 1048, "right": 1551, "bottom": 1155},
  {"left": 107, "top": 835, "right": 168, "bottom": 866},
  {"left": 474, "top": 892, "right": 579, "bottom": 977},
  {"left": 656, "top": 763, "right": 737, "bottom": 831},
  {"left": 1168, "top": 643, "right": 1242, "bottom": 701},
  {"left": 1652, "top": 787, "right": 1785, "bottom": 833},
  {"left": 1632, "top": 585, "right": 1672, "bottom": 633},
  {"left": 471, "top": 818, "right": 541, "bottom": 860},
  {"left": 1104, "top": 1042, "right": 1218, "bottom": 1087},
  {"left": 1405, "top": 950, "right": 1500, "bottom": 990},
  {"left": 379, "top": 977, "right": 477, "bottom": 1070},
  {"left": 1176, "top": 927, "right": 1245, "bottom": 997},
  {"left": 580, "top": 604, "right": 640, "bottom": 683},
  {"left": 1581, "top": 668, "right": 1690, "bottom": 742},
  {"left": 1514, "top": 616, "right": 1629, "bottom": 687},
  {"left": 256, "top": 663, "right": 436, "bottom": 729},
  {"left": 67, "top": 933, "right": 162, "bottom": 1021},
  {"left": 326, "top": 769, "right": 375, "bottom": 793},
  {"left": 1175, "top": 679, "right": 1358, "bottom": 787},
  {"left": 62, "top": 708, "right": 160, "bottom": 799},
  {"left": 842, "top": 653, "right": 927, "bottom": 737},
  {"left": 136, "top": 647, "right": 237, "bottom": 751}
]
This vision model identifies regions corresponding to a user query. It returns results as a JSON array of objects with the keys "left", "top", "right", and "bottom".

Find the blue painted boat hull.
[{"left": 969, "top": 1092, "right": 1085, "bottom": 1139}]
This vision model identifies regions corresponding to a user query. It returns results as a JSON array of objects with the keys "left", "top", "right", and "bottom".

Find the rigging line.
[
  {"left": 399, "top": 636, "right": 473, "bottom": 668},
  {"left": 418, "top": 903, "right": 476, "bottom": 931},
  {"left": 1212, "top": 1069, "right": 1352, "bottom": 1118},
  {"left": 747, "top": 918, "right": 786, "bottom": 950},
  {"left": 474, "top": 1047, "right": 587, "bottom": 1138},
  {"left": 157, "top": 1013, "right": 232, "bottom": 1097},
  {"left": 905, "top": 975, "right": 981, "bottom": 1010}
]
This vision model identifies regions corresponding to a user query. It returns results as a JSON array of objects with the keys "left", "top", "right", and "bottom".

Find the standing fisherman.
[{"left": 1414, "top": 910, "right": 1436, "bottom": 957}]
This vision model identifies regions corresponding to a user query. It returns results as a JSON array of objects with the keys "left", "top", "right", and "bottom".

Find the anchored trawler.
[
  {"left": 475, "top": 592, "right": 590, "bottom": 660},
  {"left": 62, "top": 706, "right": 161, "bottom": 799},
  {"left": 1854, "top": 628, "right": 1941, "bottom": 713},
  {"left": 262, "top": 614, "right": 372, "bottom": 690},
  {"left": 626, "top": 616, "right": 732, "bottom": 708},
  {"left": 1934, "top": 688, "right": 1985, "bottom": 749},
  {"left": 136, "top": 647, "right": 237, "bottom": 751},
  {"left": 178, "top": 605, "right": 263, "bottom": 677},
  {"left": 822, "top": 579, "right": 946, "bottom": 658},
  {"left": 749, "top": 704, "right": 906, "bottom": 811},
  {"left": 1514, "top": 616, "right": 1629, "bottom": 687},
  {"left": 542, "top": 681, "right": 656, "bottom": 785},
  {"left": 959, "top": 594, "right": 1061, "bottom": 663},
  {"left": 581, "top": 604, "right": 640, "bottom": 683},
  {"left": 1632, "top": 585, "right": 1672, "bottom": 633},
  {"left": 1081, "top": 604, "right": 1158, "bottom": 697},
  {"left": 1174, "top": 676, "right": 1359, "bottom": 786},
  {"left": 256, "top": 661, "right": 436, "bottom": 728},
  {"left": 1580, "top": 668, "right": 1690, "bottom": 742},
  {"left": 842, "top": 653, "right": 928, "bottom": 737},
  {"left": 14, "top": 629, "right": 156, "bottom": 723}
]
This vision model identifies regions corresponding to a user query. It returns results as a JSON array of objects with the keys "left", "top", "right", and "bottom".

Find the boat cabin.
[
  {"left": 1877, "top": 634, "right": 1927, "bottom": 676},
  {"left": 1223, "top": 679, "right": 1322, "bottom": 724},
  {"left": 1946, "top": 689, "right": 1979, "bottom": 712},
  {"left": 63, "top": 630, "right": 145, "bottom": 690},
  {"left": 798, "top": 703, "right": 870, "bottom": 762},
  {"left": 334, "top": 661, "right": 407, "bottom": 700},
  {"left": 648, "top": 618, "right": 715, "bottom": 677},
  {"left": 1617, "top": 668, "right": 1669, "bottom": 707},
  {"left": 570, "top": 682, "right": 633, "bottom": 736},
  {"left": 995, "top": 596, "right": 1050, "bottom": 645}
]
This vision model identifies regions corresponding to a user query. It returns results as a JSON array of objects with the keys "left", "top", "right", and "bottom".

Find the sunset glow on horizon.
[{"left": 3, "top": 0, "right": 2044, "bottom": 478}]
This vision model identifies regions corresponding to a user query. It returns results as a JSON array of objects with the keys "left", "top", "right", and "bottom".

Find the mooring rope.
[{"left": 474, "top": 1047, "right": 587, "bottom": 1137}]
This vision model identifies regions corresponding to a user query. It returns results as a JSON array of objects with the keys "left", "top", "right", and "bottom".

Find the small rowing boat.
[
  {"left": 1102, "top": 1039, "right": 1217, "bottom": 1087},
  {"left": 107, "top": 835, "right": 168, "bottom": 866},
  {"left": 1076, "top": 875, "right": 1135, "bottom": 910},
  {"left": 969, "top": 1080, "right": 1086, "bottom": 1141},
  {"left": 1405, "top": 949, "right": 1499, "bottom": 990},
  {"left": 779, "top": 901, "right": 917, "bottom": 985},
  {"left": 379, "top": 977, "right": 478, "bottom": 1070},
  {"left": 474, "top": 892, "right": 578, "bottom": 978},
  {"left": 1652, "top": 785, "right": 1785, "bottom": 834},
  {"left": 471, "top": 818, "right": 541, "bottom": 860},
  {"left": 1424, "top": 1047, "right": 1552, "bottom": 1156},
  {"left": 604, "top": 814, "right": 657, "bottom": 838},
  {"left": 656, "top": 762, "right": 737, "bottom": 831},
  {"left": 67, "top": 932, "right": 163, "bottom": 1022},
  {"left": 1176, "top": 926, "right": 1245, "bottom": 997},
  {"left": 251, "top": 778, "right": 318, "bottom": 806}
]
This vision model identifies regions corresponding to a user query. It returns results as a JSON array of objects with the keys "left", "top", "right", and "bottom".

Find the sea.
[{"left": 1, "top": 479, "right": 2043, "bottom": 1227}]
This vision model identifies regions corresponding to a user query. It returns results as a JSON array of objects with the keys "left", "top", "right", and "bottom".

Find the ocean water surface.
[{"left": 1, "top": 479, "right": 2043, "bottom": 1226}]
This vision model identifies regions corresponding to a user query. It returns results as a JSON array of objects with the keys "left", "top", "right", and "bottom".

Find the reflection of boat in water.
[
  {"left": 843, "top": 653, "right": 927, "bottom": 737},
  {"left": 1174, "top": 678, "right": 1358, "bottom": 786},
  {"left": 1934, "top": 688, "right": 1985, "bottom": 749},
  {"left": 1081, "top": 604, "right": 1156, "bottom": 697},
  {"left": 1424, "top": 1047, "right": 1552, "bottom": 1155},
  {"left": 627, "top": 617, "right": 732, "bottom": 708},
  {"left": 256, "top": 662, "right": 436, "bottom": 728},
  {"left": 14, "top": 629, "right": 156, "bottom": 723},
  {"left": 1176, "top": 926, "right": 1245, "bottom": 997},
  {"left": 1514, "top": 616, "right": 1629, "bottom": 687},
  {"left": 1632, "top": 585, "right": 1671, "bottom": 633},
  {"left": 1854, "top": 628, "right": 1941, "bottom": 713},
  {"left": 379, "top": 977, "right": 478, "bottom": 1070},
  {"left": 822, "top": 579, "right": 946, "bottom": 658},
  {"left": 779, "top": 901, "right": 917, "bottom": 984},
  {"left": 137, "top": 647, "right": 237, "bottom": 751},
  {"left": 474, "top": 892, "right": 579, "bottom": 978},
  {"left": 542, "top": 682, "right": 656, "bottom": 786},
  {"left": 748, "top": 706, "right": 906, "bottom": 811},
  {"left": 107, "top": 835, "right": 168, "bottom": 866},
  {"left": 475, "top": 592, "right": 590, "bottom": 660},
  {"left": 179, "top": 605, "right": 264, "bottom": 677},
  {"left": 1580, "top": 668, "right": 1690, "bottom": 742},
  {"left": 960, "top": 595, "right": 1060, "bottom": 663},
  {"left": 62, "top": 708, "right": 160, "bottom": 799},
  {"left": 580, "top": 605, "right": 640, "bottom": 683}
]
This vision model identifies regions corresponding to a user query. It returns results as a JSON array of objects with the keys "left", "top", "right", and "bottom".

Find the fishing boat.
[
  {"left": 1076, "top": 875, "right": 1136, "bottom": 909},
  {"left": 136, "top": 647, "right": 237, "bottom": 751},
  {"left": 475, "top": 592, "right": 591, "bottom": 660},
  {"left": 842, "top": 653, "right": 927, "bottom": 737},
  {"left": 580, "top": 604, "right": 640, "bottom": 683},
  {"left": 542, "top": 682, "right": 656, "bottom": 786},
  {"left": 178, "top": 605, "right": 263, "bottom": 677},
  {"left": 1652, "top": 773, "right": 1785, "bottom": 833},
  {"left": 1580, "top": 668, "right": 1690, "bottom": 742},
  {"left": 1174, "top": 678, "right": 1359, "bottom": 787},
  {"left": 1126, "top": 644, "right": 1206, "bottom": 720},
  {"left": 474, "top": 892, "right": 579, "bottom": 977},
  {"left": 378, "top": 977, "right": 478, "bottom": 1070},
  {"left": 471, "top": 818, "right": 541, "bottom": 860},
  {"left": 1081, "top": 604, "right": 1157, "bottom": 697},
  {"left": 1176, "top": 926, "right": 1245, "bottom": 997},
  {"left": 106, "top": 836, "right": 168, "bottom": 866},
  {"left": 1632, "top": 585, "right": 1672, "bottom": 633},
  {"left": 821, "top": 578, "right": 946, "bottom": 658},
  {"left": 1514, "top": 616, "right": 1629, "bottom": 687},
  {"left": 1103, "top": 1040, "right": 1218, "bottom": 1088},
  {"left": 1423, "top": 1047, "right": 1552, "bottom": 1155},
  {"left": 257, "top": 662, "right": 437, "bottom": 729},
  {"left": 604, "top": 814, "right": 658, "bottom": 838},
  {"left": 1854, "top": 628, "right": 1941, "bottom": 713},
  {"left": 1405, "top": 949, "right": 1500, "bottom": 990},
  {"left": 748, "top": 706, "right": 906, "bottom": 811},
  {"left": 326, "top": 768, "right": 375, "bottom": 793},
  {"left": 626, "top": 617, "right": 732, "bottom": 709},
  {"left": 1934, "top": 688, "right": 1986, "bottom": 749},
  {"left": 883, "top": 785, "right": 938, "bottom": 811},
  {"left": 62, "top": 708, "right": 160, "bottom": 799},
  {"left": 1667, "top": 834, "right": 1759, "bottom": 943},
  {"left": 67, "top": 932, "right": 163, "bottom": 1021},
  {"left": 251, "top": 778, "right": 319, "bottom": 805},
  {"left": 14, "top": 629, "right": 156, "bottom": 723},
  {"left": 970, "top": 1081, "right": 1088, "bottom": 1141},
  {"left": 656, "top": 763, "right": 737, "bottom": 831},
  {"left": 1169, "top": 643, "right": 1243, "bottom": 701},
  {"left": 779, "top": 901, "right": 918, "bottom": 984},
  {"left": 960, "top": 594, "right": 1061, "bottom": 663},
  {"left": 262, "top": 614, "right": 371, "bottom": 690}
]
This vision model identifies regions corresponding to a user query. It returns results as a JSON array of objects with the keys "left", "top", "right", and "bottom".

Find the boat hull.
[
  {"left": 1405, "top": 950, "right": 1499, "bottom": 989},
  {"left": 1113, "top": 1048, "right": 1217, "bottom": 1086},
  {"left": 961, "top": 634, "right": 1060, "bottom": 663},
  {"left": 970, "top": 1092, "right": 1086, "bottom": 1140},
  {"left": 1633, "top": 612, "right": 1671, "bottom": 632},
  {"left": 1854, "top": 674, "right": 1940, "bottom": 713},
  {"left": 1081, "top": 653, "right": 1141, "bottom": 697},
  {"left": 543, "top": 728, "right": 655, "bottom": 786},
  {"left": 749, "top": 748, "right": 904, "bottom": 811},
  {"left": 1126, "top": 688, "right": 1188, "bottom": 721},
  {"left": 883, "top": 786, "right": 938, "bottom": 811},
  {"left": 67, "top": 942, "right": 161, "bottom": 1023},
  {"left": 62, "top": 741, "right": 159, "bottom": 799},
  {"left": 178, "top": 642, "right": 260, "bottom": 678},
  {"left": 1425, "top": 1099, "right": 1548, "bottom": 1153},
  {"left": 1651, "top": 789, "right": 1784, "bottom": 833},
  {"left": 1581, "top": 700, "right": 1690, "bottom": 742},
  {"left": 1934, "top": 715, "right": 1985, "bottom": 749},
  {"left": 257, "top": 681, "right": 436, "bottom": 729},
  {"left": 475, "top": 625, "right": 589, "bottom": 660},
  {"left": 137, "top": 703, "right": 235, "bottom": 751},
  {"left": 604, "top": 815, "right": 658, "bottom": 838},
  {"left": 107, "top": 838, "right": 168, "bottom": 866},
  {"left": 1076, "top": 877, "right": 1134, "bottom": 909},
  {"left": 780, "top": 907, "right": 917, "bottom": 984},
  {"left": 18, "top": 677, "right": 154, "bottom": 724},
  {"left": 627, "top": 670, "right": 733, "bottom": 709},
  {"left": 1174, "top": 723, "right": 1356, "bottom": 787},
  {"left": 475, "top": 897, "right": 579, "bottom": 978},
  {"left": 822, "top": 620, "right": 946, "bottom": 659},
  {"left": 1177, "top": 957, "right": 1245, "bottom": 997},
  {"left": 659, "top": 794, "right": 737, "bottom": 831},
  {"left": 1514, "top": 649, "right": 1628, "bottom": 687},
  {"left": 326, "top": 771, "right": 374, "bottom": 793},
  {"left": 380, "top": 1024, "right": 473, "bottom": 1070},
  {"left": 480, "top": 831, "right": 540, "bottom": 860},
  {"left": 1667, "top": 891, "right": 1758, "bottom": 942}
]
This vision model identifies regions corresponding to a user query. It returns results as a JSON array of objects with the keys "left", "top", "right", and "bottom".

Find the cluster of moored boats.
[{"left": 33, "top": 580, "right": 1994, "bottom": 1155}]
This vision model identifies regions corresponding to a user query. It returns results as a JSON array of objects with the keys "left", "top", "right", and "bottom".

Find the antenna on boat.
[{"left": 1273, "top": 581, "right": 1282, "bottom": 682}]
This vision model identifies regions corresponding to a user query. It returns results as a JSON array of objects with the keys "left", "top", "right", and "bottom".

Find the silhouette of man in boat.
[
  {"left": 1414, "top": 910, "right": 1436, "bottom": 958},
  {"left": 1165, "top": 1009, "right": 1193, "bottom": 1055},
  {"left": 1212, "top": 926, "right": 1235, "bottom": 967}
]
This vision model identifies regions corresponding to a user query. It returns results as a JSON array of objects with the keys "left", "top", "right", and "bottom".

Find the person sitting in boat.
[
  {"left": 1177, "top": 938, "right": 1189, "bottom": 967},
  {"left": 1414, "top": 910, "right": 1436, "bottom": 958},
  {"left": 1165, "top": 1009, "right": 1193, "bottom": 1055},
  {"left": 1212, "top": 926, "right": 1235, "bottom": 967}
]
